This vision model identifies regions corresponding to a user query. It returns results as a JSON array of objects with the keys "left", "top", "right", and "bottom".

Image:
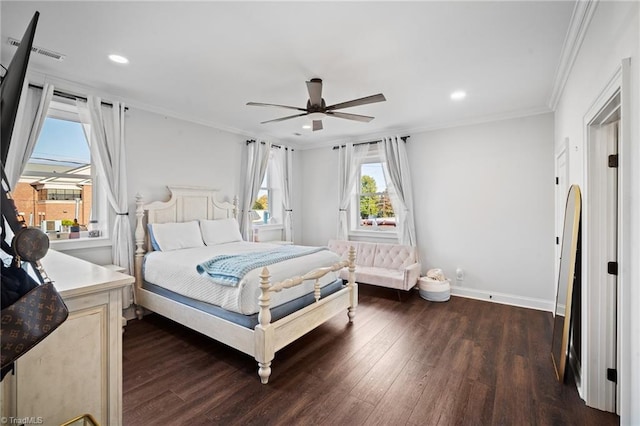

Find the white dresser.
[{"left": 1, "top": 250, "right": 133, "bottom": 426}]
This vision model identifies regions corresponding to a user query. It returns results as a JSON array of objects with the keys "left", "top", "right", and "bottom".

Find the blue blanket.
[{"left": 196, "top": 245, "right": 327, "bottom": 287}]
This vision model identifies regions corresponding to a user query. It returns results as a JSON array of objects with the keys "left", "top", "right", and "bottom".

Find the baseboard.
[{"left": 450, "top": 285, "right": 554, "bottom": 312}]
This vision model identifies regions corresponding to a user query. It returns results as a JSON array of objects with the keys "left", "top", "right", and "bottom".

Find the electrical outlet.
[{"left": 456, "top": 268, "right": 465, "bottom": 281}]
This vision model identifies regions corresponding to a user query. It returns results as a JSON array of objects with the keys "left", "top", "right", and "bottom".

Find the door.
[
  {"left": 585, "top": 89, "right": 621, "bottom": 413},
  {"left": 554, "top": 140, "right": 569, "bottom": 291},
  {"left": 604, "top": 120, "right": 619, "bottom": 412}
]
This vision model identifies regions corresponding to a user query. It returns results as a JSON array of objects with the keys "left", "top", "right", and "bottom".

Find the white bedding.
[{"left": 143, "top": 241, "right": 341, "bottom": 315}]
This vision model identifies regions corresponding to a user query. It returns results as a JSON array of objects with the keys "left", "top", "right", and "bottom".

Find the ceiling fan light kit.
[{"left": 247, "top": 78, "right": 385, "bottom": 131}]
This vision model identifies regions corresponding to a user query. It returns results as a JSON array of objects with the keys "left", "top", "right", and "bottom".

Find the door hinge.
[
  {"left": 607, "top": 261, "right": 618, "bottom": 276},
  {"left": 555, "top": 177, "right": 559, "bottom": 185},
  {"left": 556, "top": 236, "right": 559, "bottom": 245},
  {"left": 608, "top": 154, "right": 619, "bottom": 168},
  {"left": 607, "top": 368, "right": 617, "bottom": 383}
]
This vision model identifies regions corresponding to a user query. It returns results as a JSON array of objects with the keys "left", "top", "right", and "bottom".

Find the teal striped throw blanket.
[{"left": 196, "top": 245, "right": 327, "bottom": 287}]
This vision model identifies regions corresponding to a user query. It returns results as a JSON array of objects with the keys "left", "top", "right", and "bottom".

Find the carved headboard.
[{"left": 142, "top": 186, "right": 236, "bottom": 223}]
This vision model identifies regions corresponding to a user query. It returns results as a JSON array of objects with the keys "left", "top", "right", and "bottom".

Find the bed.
[{"left": 133, "top": 186, "right": 357, "bottom": 384}]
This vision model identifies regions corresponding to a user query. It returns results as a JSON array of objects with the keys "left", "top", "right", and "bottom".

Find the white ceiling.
[{"left": 1, "top": 1, "right": 575, "bottom": 148}]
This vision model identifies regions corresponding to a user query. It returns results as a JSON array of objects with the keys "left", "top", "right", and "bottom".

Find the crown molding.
[
  {"left": 548, "top": 0, "right": 599, "bottom": 110},
  {"left": 293, "top": 106, "right": 553, "bottom": 151}
]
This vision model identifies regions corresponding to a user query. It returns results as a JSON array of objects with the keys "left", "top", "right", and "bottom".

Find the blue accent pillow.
[{"left": 147, "top": 223, "right": 161, "bottom": 251}]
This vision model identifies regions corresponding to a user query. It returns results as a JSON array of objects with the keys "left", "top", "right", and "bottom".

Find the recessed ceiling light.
[
  {"left": 302, "top": 124, "right": 311, "bottom": 130},
  {"left": 451, "top": 90, "right": 466, "bottom": 100},
  {"left": 108, "top": 54, "right": 129, "bottom": 64}
]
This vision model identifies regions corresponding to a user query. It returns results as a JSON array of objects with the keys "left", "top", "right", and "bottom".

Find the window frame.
[
  {"left": 252, "top": 150, "right": 283, "bottom": 228},
  {"left": 18, "top": 98, "right": 111, "bottom": 249},
  {"left": 350, "top": 150, "right": 398, "bottom": 237}
]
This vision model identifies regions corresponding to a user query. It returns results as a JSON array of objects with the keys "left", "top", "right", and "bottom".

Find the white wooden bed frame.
[{"left": 133, "top": 186, "right": 357, "bottom": 384}]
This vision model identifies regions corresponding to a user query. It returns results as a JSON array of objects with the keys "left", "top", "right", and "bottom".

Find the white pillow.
[
  {"left": 200, "top": 219, "right": 243, "bottom": 245},
  {"left": 149, "top": 221, "right": 204, "bottom": 251}
]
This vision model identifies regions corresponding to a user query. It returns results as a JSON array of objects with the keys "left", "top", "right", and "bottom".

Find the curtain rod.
[
  {"left": 332, "top": 135, "right": 409, "bottom": 150},
  {"left": 28, "top": 83, "right": 127, "bottom": 110},
  {"left": 245, "top": 139, "right": 293, "bottom": 151}
]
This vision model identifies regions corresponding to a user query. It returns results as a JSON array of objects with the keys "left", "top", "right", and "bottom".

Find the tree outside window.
[
  {"left": 252, "top": 172, "right": 270, "bottom": 224},
  {"left": 252, "top": 193, "right": 268, "bottom": 211},
  {"left": 358, "top": 162, "right": 395, "bottom": 229}
]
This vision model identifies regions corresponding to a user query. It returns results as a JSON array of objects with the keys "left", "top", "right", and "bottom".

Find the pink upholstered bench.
[{"left": 328, "top": 240, "right": 421, "bottom": 291}]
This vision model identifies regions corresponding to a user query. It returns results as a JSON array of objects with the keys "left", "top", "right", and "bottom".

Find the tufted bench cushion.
[{"left": 328, "top": 240, "right": 422, "bottom": 291}]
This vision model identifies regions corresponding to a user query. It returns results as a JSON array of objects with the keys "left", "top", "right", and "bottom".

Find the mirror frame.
[{"left": 551, "top": 184, "right": 582, "bottom": 382}]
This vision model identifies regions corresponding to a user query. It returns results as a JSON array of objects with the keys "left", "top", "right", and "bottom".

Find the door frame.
[{"left": 581, "top": 58, "right": 630, "bottom": 413}]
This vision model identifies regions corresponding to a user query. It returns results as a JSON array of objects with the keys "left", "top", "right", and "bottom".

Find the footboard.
[{"left": 254, "top": 246, "right": 356, "bottom": 384}]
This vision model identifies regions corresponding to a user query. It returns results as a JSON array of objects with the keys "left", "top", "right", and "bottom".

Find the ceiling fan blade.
[
  {"left": 326, "top": 93, "right": 386, "bottom": 111},
  {"left": 306, "top": 78, "right": 323, "bottom": 107},
  {"left": 312, "top": 120, "right": 323, "bottom": 131},
  {"left": 247, "top": 102, "right": 306, "bottom": 112},
  {"left": 260, "top": 113, "right": 308, "bottom": 124},
  {"left": 325, "top": 111, "right": 374, "bottom": 122}
]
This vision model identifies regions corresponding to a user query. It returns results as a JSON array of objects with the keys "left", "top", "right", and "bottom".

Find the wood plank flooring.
[{"left": 122, "top": 285, "right": 619, "bottom": 425}]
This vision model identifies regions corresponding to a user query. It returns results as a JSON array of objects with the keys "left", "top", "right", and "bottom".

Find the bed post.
[
  {"left": 347, "top": 246, "right": 357, "bottom": 323},
  {"left": 232, "top": 196, "right": 239, "bottom": 219},
  {"left": 134, "top": 193, "right": 146, "bottom": 320},
  {"left": 255, "top": 266, "right": 275, "bottom": 384}
]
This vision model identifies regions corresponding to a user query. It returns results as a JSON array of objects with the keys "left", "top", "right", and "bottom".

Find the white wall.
[
  {"left": 299, "top": 113, "right": 555, "bottom": 308},
  {"left": 410, "top": 113, "right": 555, "bottom": 307},
  {"left": 298, "top": 147, "right": 340, "bottom": 246},
  {"left": 125, "top": 108, "right": 244, "bottom": 211},
  {"left": 553, "top": 1, "right": 639, "bottom": 421},
  {"left": 291, "top": 149, "right": 305, "bottom": 244}
]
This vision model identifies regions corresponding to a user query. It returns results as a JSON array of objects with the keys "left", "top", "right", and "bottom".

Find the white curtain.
[
  {"left": 337, "top": 143, "right": 369, "bottom": 240},
  {"left": 379, "top": 136, "right": 417, "bottom": 246},
  {"left": 77, "top": 96, "right": 133, "bottom": 275},
  {"left": 240, "top": 140, "right": 271, "bottom": 241},
  {"left": 272, "top": 146, "right": 294, "bottom": 242},
  {"left": 5, "top": 82, "right": 54, "bottom": 187}
]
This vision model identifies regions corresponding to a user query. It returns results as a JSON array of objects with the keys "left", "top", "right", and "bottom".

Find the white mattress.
[{"left": 143, "top": 241, "right": 341, "bottom": 315}]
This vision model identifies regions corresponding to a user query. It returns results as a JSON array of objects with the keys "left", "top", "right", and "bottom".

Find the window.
[
  {"left": 38, "top": 188, "right": 82, "bottom": 201},
  {"left": 250, "top": 150, "right": 283, "bottom": 227},
  {"left": 252, "top": 172, "right": 271, "bottom": 224},
  {"left": 357, "top": 161, "right": 396, "bottom": 230},
  {"left": 16, "top": 99, "right": 107, "bottom": 241}
]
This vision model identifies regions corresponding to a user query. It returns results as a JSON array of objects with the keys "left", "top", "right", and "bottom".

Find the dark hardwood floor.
[{"left": 122, "top": 285, "right": 619, "bottom": 425}]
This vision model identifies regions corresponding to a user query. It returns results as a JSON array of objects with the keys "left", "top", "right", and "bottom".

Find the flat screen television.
[{"left": 1, "top": 11, "right": 39, "bottom": 167}]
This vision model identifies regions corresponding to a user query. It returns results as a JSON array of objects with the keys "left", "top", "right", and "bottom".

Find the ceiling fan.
[{"left": 247, "top": 78, "right": 386, "bottom": 131}]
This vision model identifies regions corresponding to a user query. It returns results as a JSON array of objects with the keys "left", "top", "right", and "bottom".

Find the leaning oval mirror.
[{"left": 551, "top": 184, "right": 581, "bottom": 382}]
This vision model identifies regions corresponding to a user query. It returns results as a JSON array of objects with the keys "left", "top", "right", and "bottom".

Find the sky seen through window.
[
  {"left": 361, "top": 162, "right": 386, "bottom": 191},
  {"left": 32, "top": 118, "right": 90, "bottom": 164}
]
